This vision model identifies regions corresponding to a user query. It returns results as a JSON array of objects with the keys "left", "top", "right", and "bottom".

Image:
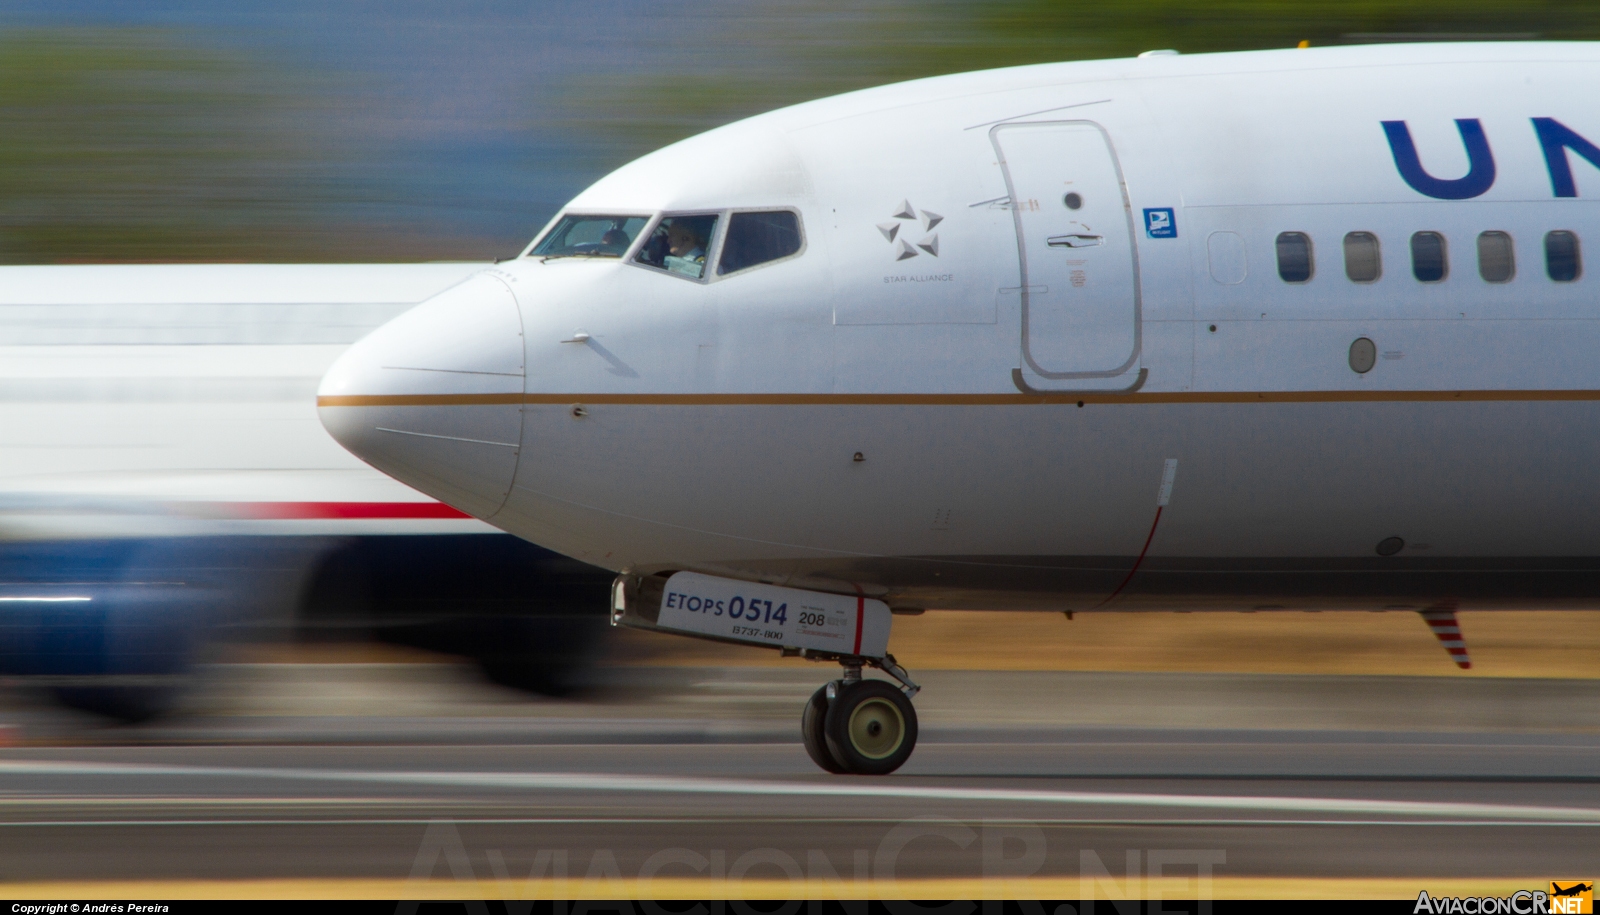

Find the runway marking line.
[
  {"left": 0, "top": 760, "right": 1598, "bottom": 822},
  {"left": 0, "top": 876, "right": 1565, "bottom": 900},
  {"left": 2, "top": 817, "right": 1599, "bottom": 828}
]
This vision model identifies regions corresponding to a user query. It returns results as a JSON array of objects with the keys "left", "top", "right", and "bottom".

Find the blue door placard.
[{"left": 1143, "top": 207, "right": 1176, "bottom": 238}]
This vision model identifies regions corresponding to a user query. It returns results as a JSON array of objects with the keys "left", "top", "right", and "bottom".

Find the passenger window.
[
  {"left": 634, "top": 214, "right": 719, "bottom": 279},
  {"left": 1477, "top": 231, "right": 1515, "bottom": 283},
  {"left": 1411, "top": 231, "right": 1448, "bottom": 282},
  {"left": 530, "top": 214, "right": 648, "bottom": 258},
  {"left": 1343, "top": 232, "right": 1381, "bottom": 283},
  {"left": 1276, "top": 232, "right": 1313, "bottom": 283},
  {"left": 1546, "top": 230, "right": 1582, "bottom": 282},
  {"left": 718, "top": 211, "right": 802, "bottom": 275}
]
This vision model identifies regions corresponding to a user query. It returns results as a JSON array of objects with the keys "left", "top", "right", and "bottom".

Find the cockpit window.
[
  {"left": 634, "top": 214, "right": 718, "bottom": 279},
  {"left": 530, "top": 214, "right": 648, "bottom": 259},
  {"left": 718, "top": 211, "right": 802, "bottom": 275}
]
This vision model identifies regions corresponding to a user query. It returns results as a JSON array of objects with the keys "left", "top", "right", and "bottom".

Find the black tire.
[
  {"left": 378, "top": 614, "right": 607, "bottom": 697},
  {"left": 472, "top": 614, "right": 607, "bottom": 697},
  {"left": 823, "top": 679, "right": 917, "bottom": 775},
  {"left": 52, "top": 685, "right": 186, "bottom": 724},
  {"left": 802, "top": 683, "right": 848, "bottom": 773}
]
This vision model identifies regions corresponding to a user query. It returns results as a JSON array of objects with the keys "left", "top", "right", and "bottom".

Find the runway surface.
[
  {"left": 1, "top": 730, "right": 1597, "bottom": 885},
  {"left": 1, "top": 666, "right": 1597, "bottom": 890}
]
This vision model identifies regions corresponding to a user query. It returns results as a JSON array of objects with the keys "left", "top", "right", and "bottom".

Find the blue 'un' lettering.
[
  {"left": 1532, "top": 117, "right": 1600, "bottom": 197},
  {"left": 1381, "top": 119, "right": 1496, "bottom": 200}
]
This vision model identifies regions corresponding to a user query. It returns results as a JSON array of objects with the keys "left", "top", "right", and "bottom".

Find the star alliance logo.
[{"left": 877, "top": 200, "right": 941, "bottom": 260}]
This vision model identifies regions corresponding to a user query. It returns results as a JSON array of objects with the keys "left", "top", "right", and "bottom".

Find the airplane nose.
[{"left": 318, "top": 272, "right": 523, "bottom": 518}]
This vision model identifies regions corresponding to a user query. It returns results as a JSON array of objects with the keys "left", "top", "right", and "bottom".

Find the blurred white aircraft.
[{"left": 0, "top": 263, "right": 613, "bottom": 720}]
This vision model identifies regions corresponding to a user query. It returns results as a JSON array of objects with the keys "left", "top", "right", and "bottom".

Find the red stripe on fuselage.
[{"left": 193, "top": 501, "right": 473, "bottom": 520}]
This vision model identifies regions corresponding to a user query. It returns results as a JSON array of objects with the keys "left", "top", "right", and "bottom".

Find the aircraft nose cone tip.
[{"left": 317, "top": 272, "right": 525, "bottom": 519}]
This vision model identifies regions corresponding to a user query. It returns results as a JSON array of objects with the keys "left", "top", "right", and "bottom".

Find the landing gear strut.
[
  {"left": 801, "top": 654, "right": 920, "bottom": 775},
  {"left": 607, "top": 570, "right": 916, "bottom": 774}
]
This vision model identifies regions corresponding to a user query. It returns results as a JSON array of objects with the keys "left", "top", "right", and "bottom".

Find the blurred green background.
[{"left": 5, "top": 1, "right": 1600, "bottom": 264}]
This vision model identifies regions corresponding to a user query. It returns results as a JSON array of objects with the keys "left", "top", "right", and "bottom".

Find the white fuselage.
[{"left": 318, "top": 43, "right": 1600, "bottom": 613}]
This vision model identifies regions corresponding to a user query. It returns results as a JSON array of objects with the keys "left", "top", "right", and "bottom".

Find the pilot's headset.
[{"left": 643, "top": 224, "right": 671, "bottom": 264}]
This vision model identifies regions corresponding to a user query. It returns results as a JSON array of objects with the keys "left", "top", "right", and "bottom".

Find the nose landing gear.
[
  {"left": 607, "top": 570, "right": 917, "bottom": 775},
  {"left": 802, "top": 655, "right": 920, "bottom": 775}
]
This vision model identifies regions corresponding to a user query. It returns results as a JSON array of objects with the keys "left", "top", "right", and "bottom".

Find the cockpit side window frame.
[
  {"left": 519, "top": 213, "right": 565, "bottom": 259},
  {"left": 627, "top": 210, "right": 725, "bottom": 284},
  {"left": 712, "top": 207, "right": 807, "bottom": 280},
  {"left": 521, "top": 211, "right": 654, "bottom": 260},
  {"left": 624, "top": 212, "right": 665, "bottom": 261}
]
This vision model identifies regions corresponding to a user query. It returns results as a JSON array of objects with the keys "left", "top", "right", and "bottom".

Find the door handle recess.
[{"left": 1048, "top": 234, "right": 1103, "bottom": 248}]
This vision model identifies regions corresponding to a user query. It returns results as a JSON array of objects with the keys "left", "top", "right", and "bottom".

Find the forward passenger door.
[{"left": 992, "top": 121, "right": 1141, "bottom": 386}]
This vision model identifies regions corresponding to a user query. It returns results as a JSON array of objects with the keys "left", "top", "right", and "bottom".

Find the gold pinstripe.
[{"left": 317, "top": 389, "right": 1600, "bottom": 408}]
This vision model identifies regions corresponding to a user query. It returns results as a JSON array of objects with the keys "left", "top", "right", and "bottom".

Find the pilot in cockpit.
[
  {"left": 600, "top": 228, "right": 632, "bottom": 253},
  {"left": 663, "top": 222, "right": 707, "bottom": 277}
]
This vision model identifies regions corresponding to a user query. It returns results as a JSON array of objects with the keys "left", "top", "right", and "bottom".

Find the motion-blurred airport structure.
[
  {"left": 6, "top": 1, "right": 1600, "bottom": 264},
  {"left": 0, "top": 264, "right": 616, "bottom": 719}
]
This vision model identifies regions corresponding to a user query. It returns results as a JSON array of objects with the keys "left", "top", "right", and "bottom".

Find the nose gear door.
[{"left": 991, "top": 121, "right": 1141, "bottom": 386}]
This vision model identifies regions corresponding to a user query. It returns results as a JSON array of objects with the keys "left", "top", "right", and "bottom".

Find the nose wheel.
[
  {"left": 801, "top": 657, "right": 919, "bottom": 775},
  {"left": 802, "top": 684, "right": 849, "bottom": 773}
]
